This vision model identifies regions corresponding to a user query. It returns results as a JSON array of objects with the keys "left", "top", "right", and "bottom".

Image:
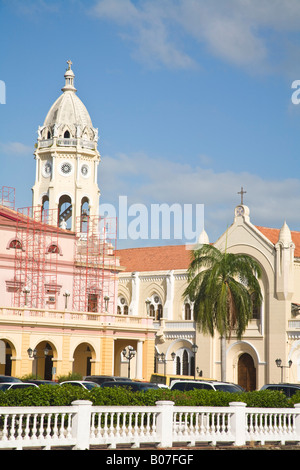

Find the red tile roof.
[
  {"left": 116, "top": 245, "right": 194, "bottom": 272},
  {"left": 117, "top": 226, "right": 300, "bottom": 273},
  {"left": 256, "top": 226, "right": 300, "bottom": 258}
]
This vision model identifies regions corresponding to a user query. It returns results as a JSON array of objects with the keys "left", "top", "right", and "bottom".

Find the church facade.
[
  {"left": 116, "top": 203, "right": 300, "bottom": 390},
  {"left": 0, "top": 62, "right": 300, "bottom": 390}
]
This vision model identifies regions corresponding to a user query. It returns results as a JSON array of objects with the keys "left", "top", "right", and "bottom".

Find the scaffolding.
[
  {"left": 73, "top": 215, "right": 118, "bottom": 314},
  {"left": 0, "top": 186, "right": 15, "bottom": 210},
  {"left": 13, "top": 207, "right": 59, "bottom": 309},
  {"left": 12, "top": 200, "right": 118, "bottom": 314}
]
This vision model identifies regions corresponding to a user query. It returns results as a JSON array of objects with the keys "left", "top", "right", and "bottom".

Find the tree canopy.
[{"left": 183, "top": 244, "right": 262, "bottom": 340}]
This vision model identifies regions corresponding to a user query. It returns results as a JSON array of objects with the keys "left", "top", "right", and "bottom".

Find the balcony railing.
[
  {"left": 0, "top": 307, "right": 154, "bottom": 329},
  {"left": 38, "top": 138, "right": 96, "bottom": 150}
]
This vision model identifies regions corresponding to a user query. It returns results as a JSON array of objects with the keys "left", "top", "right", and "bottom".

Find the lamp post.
[
  {"left": 157, "top": 351, "right": 176, "bottom": 377},
  {"left": 122, "top": 345, "right": 136, "bottom": 378},
  {"left": 27, "top": 346, "right": 50, "bottom": 378},
  {"left": 63, "top": 290, "right": 70, "bottom": 309},
  {"left": 104, "top": 296, "right": 110, "bottom": 312},
  {"left": 275, "top": 358, "right": 292, "bottom": 383},
  {"left": 23, "top": 286, "right": 30, "bottom": 306},
  {"left": 192, "top": 343, "right": 198, "bottom": 379}
]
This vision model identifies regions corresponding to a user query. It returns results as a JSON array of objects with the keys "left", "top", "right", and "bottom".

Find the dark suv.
[
  {"left": 83, "top": 375, "right": 132, "bottom": 385},
  {"left": 0, "top": 375, "right": 22, "bottom": 383},
  {"left": 260, "top": 383, "right": 300, "bottom": 398}
]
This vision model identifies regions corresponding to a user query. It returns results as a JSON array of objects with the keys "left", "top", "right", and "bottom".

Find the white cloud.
[
  {"left": 100, "top": 151, "right": 300, "bottom": 241},
  {"left": 0, "top": 141, "right": 33, "bottom": 156},
  {"left": 90, "top": 0, "right": 300, "bottom": 73}
]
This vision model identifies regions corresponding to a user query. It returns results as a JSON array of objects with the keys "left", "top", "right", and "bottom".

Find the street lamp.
[
  {"left": 192, "top": 343, "right": 198, "bottom": 379},
  {"left": 275, "top": 358, "right": 292, "bottom": 383},
  {"left": 104, "top": 296, "right": 110, "bottom": 312},
  {"left": 157, "top": 351, "right": 176, "bottom": 377},
  {"left": 23, "top": 286, "right": 30, "bottom": 306},
  {"left": 63, "top": 290, "right": 70, "bottom": 309},
  {"left": 27, "top": 346, "right": 50, "bottom": 378},
  {"left": 122, "top": 345, "right": 136, "bottom": 378}
]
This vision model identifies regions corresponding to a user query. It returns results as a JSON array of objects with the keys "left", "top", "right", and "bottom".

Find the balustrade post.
[
  {"left": 294, "top": 404, "right": 300, "bottom": 442},
  {"left": 155, "top": 400, "right": 175, "bottom": 448},
  {"left": 71, "top": 400, "right": 93, "bottom": 450},
  {"left": 229, "top": 402, "right": 247, "bottom": 446}
]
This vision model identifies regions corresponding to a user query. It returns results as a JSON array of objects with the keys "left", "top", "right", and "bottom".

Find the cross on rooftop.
[
  {"left": 67, "top": 60, "right": 72, "bottom": 70},
  {"left": 238, "top": 186, "right": 246, "bottom": 205}
]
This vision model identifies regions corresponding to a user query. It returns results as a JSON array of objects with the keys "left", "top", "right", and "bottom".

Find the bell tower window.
[{"left": 64, "top": 130, "right": 70, "bottom": 138}]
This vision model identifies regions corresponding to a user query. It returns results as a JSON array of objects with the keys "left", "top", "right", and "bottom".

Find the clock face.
[
  {"left": 42, "top": 161, "right": 52, "bottom": 178},
  {"left": 81, "top": 164, "right": 89, "bottom": 177},
  {"left": 60, "top": 161, "right": 72, "bottom": 175}
]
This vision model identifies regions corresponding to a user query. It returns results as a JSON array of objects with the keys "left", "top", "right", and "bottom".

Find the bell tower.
[{"left": 32, "top": 60, "right": 100, "bottom": 232}]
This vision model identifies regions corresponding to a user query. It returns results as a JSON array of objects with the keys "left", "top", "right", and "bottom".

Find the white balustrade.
[{"left": 0, "top": 401, "right": 300, "bottom": 450}]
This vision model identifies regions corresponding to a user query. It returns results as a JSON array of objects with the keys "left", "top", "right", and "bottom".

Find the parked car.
[
  {"left": 25, "top": 379, "right": 59, "bottom": 386},
  {"left": 100, "top": 380, "right": 160, "bottom": 391},
  {"left": 170, "top": 380, "right": 244, "bottom": 393},
  {"left": 60, "top": 380, "right": 100, "bottom": 390},
  {"left": 83, "top": 375, "right": 132, "bottom": 385},
  {"left": 150, "top": 373, "right": 214, "bottom": 387},
  {"left": 260, "top": 383, "right": 300, "bottom": 398},
  {"left": 0, "top": 382, "right": 39, "bottom": 391},
  {"left": 0, "top": 375, "right": 22, "bottom": 383}
]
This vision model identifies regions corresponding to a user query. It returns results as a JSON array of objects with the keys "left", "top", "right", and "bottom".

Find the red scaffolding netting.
[
  {"left": 13, "top": 206, "right": 59, "bottom": 309},
  {"left": 73, "top": 215, "right": 118, "bottom": 314}
]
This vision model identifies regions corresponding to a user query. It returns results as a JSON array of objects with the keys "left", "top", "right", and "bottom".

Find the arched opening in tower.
[
  {"left": 58, "top": 195, "right": 72, "bottom": 230},
  {"left": 80, "top": 197, "right": 90, "bottom": 232}
]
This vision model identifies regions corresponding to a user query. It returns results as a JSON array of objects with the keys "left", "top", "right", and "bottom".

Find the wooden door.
[{"left": 238, "top": 353, "right": 256, "bottom": 391}]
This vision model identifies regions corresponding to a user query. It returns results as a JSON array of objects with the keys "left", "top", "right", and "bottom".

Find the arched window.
[
  {"left": 185, "top": 303, "right": 191, "bottom": 320},
  {"left": 251, "top": 292, "right": 260, "bottom": 320},
  {"left": 182, "top": 350, "right": 189, "bottom": 375},
  {"left": 175, "top": 348, "right": 194, "bottom": 376},
  {"left": 117, "top": 297, "right": 129, "bottom": 315},
  {"left": 146, "top": 294, "right": 163, "bottom": 320},
  {"left": 48, "top": 244, "right": 59, "bottom": 254},
  {"left": 64, "top": 130, "right": 70, "bottom": 138},
  {"left": 176, "top": 356, "right": 180, "bottom": 375},
  {"left": 9, "top": 239, "right": 22, "bottom": 250}
]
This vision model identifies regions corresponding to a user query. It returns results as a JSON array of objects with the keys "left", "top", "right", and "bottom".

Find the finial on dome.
[{"left": 61, "top": 59, "right": 77, "bottom": 93}]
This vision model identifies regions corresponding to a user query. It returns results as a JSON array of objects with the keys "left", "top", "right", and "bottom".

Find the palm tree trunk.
[{"left": 221, "top": 335, "right": 226, "bottom": 381}]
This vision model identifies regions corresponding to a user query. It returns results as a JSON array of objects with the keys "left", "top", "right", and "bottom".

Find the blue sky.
[{"left": 1, "top": 0, "right": 300, "bottom": 248}]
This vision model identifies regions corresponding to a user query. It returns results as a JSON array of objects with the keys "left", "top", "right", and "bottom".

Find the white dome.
[
  {"left": 40, "top": 61, "right": 97, "bottom": 142},
  {"left": 44, "top": 91, "right": 93, "bottom": 129}
]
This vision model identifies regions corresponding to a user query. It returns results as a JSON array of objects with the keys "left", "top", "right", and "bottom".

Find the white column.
[
  {"left": 163, "top": 270, "right": 174, "bottom": 320},
  {"left": 136, "top": 340, "right": 143, "bottom": 380},
  {"left": 129, "top": 272, "right": 140, "bottom": 316}
]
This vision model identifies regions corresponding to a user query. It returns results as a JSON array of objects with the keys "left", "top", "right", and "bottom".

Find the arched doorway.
[
  {"left": 28, "top": 342, "right": 55, "bottom": 380},
  {"left": 0, "top": 340, "right": 14, "bottom": 377},
  {"left": 73, "top": 343, "right": 94, "bottom": 377},
  {"left": 238, "top": 353, "right": 256, "bottom": 391}
]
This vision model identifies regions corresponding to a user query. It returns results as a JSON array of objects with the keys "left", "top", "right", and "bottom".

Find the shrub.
[{"left": 0, "top": 386, "right": 294, "bottom": 408}]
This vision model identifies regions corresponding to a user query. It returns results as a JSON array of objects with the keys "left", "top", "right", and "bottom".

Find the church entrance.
[{"left": 238, "top": 353, "right": 256, "bottom": 391}]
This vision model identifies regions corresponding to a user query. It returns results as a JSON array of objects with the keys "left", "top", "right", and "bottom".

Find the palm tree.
[{"left": 183, "top": 244, "right": 262, "bottom": 381}]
